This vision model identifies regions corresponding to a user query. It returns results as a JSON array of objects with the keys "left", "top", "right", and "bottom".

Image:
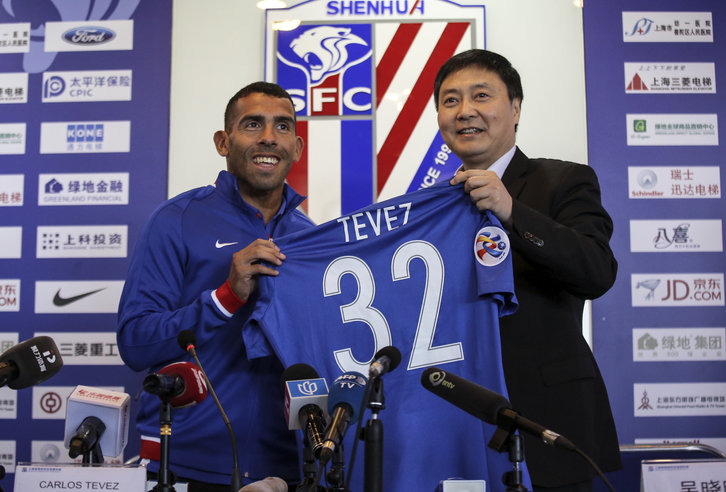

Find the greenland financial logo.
[
  {"left": 38, "top": 173, "right": 129, "bottom": 206},
  {"left": 44, "top": 20, "right": 133, "bottom": 52}
]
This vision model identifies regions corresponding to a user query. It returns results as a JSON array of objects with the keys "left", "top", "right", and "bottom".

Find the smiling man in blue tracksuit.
[{"left": 117, "top": 82, "right": 314, "bottom": 491}]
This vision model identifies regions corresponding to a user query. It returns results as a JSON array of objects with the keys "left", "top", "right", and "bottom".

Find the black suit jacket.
[{"left": 498, "top": 148, "right": 621, "bottom": 486}]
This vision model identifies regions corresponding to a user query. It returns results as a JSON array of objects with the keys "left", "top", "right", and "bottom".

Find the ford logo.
[{"left": 62, "top": 27, "right": 116, "bottom": 45}]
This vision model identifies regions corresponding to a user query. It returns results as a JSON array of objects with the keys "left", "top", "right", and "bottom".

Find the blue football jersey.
[{"left": 244, "top": 182, "right": 528, "bottom": 492}]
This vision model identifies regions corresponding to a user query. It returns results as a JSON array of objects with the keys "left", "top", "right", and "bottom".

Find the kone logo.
[{"left": 277, "top": 24, "right": 373, "bottom": 116}]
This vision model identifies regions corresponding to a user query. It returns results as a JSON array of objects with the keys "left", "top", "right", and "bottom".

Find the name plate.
[
  {"left": 14, "top": 463, "right": 146, "bottom": 491},
  {"left": 642, "top": 460, "right": 726, "bottom": 492}
]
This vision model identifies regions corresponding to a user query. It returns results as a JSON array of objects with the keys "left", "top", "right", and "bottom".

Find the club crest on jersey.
[
  {"left": 474, "top": 226, "right": 510, "bottom": 267},
  {"left": 277, "top": 24, "right": 373, "bottom": 116}
]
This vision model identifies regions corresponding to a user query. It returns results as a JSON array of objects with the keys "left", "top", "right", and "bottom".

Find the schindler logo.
[{"left": 633, "top": 119, "right": 647, "bottom": 132}]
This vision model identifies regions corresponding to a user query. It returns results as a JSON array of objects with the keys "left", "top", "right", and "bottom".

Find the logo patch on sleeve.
[{"left": 474, "top": 226, "right": 510, "bottom": 266}]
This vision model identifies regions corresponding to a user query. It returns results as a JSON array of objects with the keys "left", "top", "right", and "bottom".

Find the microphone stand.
[
  {"left": 362, "top": 377, "right": 385, "bottom": 492},
  {"left": 79, "top": 440, "right": 104, "bottom": 466},
  {"left": 152, "top": 400, "right": 175, "bottom": 492},
  {"left": 326, "top": 442, "right": 348, "bottom": 492},
  {"left": 296, "top": 444, "right": 326, "bottom": 492},
  {"left": 487, "top": 422, "right": 528, "bottom": 492}
]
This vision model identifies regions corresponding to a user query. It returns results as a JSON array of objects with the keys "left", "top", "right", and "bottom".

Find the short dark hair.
[
  {"left": 433, "top": 49, "right": 523, "bottom": 111},
  {"left": 223, "top": 81, "right": 296, "bottom": 131}
]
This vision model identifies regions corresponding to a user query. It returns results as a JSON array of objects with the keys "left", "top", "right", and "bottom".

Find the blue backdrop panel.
[
  {"left": 584, "top": 1, "right": 726, "bottom": 488},
  {"left": 0, "top": 1, "right": 172, "bottom": 489}
]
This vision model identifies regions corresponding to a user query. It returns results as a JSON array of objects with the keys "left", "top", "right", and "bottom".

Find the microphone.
[
  {"left": 368, "top": 345, "right": 401, "bottom": 379},
  {"left": 0, "top": 335, "right": 63, "bottom": 389},
  {"left": 68, "top": 416, "right": 106, "bottom": 460},
  {"left": 318, "top": 371, "right": 368, "bottom": 465},
  {"left": 143, "top": 361, "right": 208, "bottom": 408},
  {"left": 281, "top": 363, "right": 329, "bottom": 458},
  {"left": 177, "top": 330, "right": 243, "bottom": 492},
  {"left": 63, "top": 385, "right": 131, "bottom": 459},
  {"left": 421, "top": 367, "right": 575, "bottom": 450}
]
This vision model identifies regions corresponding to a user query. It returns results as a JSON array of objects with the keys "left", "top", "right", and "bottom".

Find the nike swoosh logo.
[
  {"left": 52, "top": 288, "right": 106, "bottom": 307},
  {"left": 215, "top": 240, "right": 239, "bottom": 249}
]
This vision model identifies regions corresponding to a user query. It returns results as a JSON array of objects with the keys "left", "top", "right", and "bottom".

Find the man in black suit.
[{"left": 434, "top": 49, "right": 621, "bottom": 491}]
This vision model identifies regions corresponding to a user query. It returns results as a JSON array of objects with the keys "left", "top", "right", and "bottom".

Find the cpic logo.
[
  {"left": 43, "top": 75, "right": 66, "bottom": 99},
  {"left": 277, "top": 24, "right": 373, "bottom": 116}
]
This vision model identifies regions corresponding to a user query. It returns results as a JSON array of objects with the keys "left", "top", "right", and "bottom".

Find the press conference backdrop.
[
  {"left": 1, "top": 0, "right": 724, "bottom": 491},
  {"left": 585, "top": 0, "right": 726, "bottom": 465},
  {"left": 0, "top": 0, "right": 172, "bottom": 487}
]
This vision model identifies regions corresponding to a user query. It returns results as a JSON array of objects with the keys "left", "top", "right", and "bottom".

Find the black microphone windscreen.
[
  {"left": 374, "top": 345, "right": 402, "bottom": 372},
  {"left": 0, "top": 336, "right": 63, "bottom": 389},
  {"left": 281, "top": 363, "right": 319, "bottom": 391},
  {"left": 177, "top": 330, "right": 197, "bottom": 351},
  {"left": 421, "top": 366, "right": 511, "bottom": 426}
]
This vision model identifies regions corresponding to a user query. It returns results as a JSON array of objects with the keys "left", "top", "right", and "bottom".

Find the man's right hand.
[{"left": 228, "top": 238, "right": 286, "bottom": 302}]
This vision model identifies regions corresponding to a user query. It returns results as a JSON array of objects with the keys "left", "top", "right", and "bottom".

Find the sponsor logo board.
[
  {"left": 630, "top": 219, "right": 723, "bottom": 252},
  {"left": 627, "top": 114, "right": 718, "bottom": 146},
  {"left": 37, "top": 225, "right": 128, "bottom": 258},
  {"left": 633, "top": 327, "right": 726, "bottom": 361},
  {"left": 625, "top": 62, "right": 716, "bottom": 93},
  {"left": 0, "top": 174, "right": 24, "bottom": 206},
  {"left": 0, "top": 22, "right": 30, "bottom": 53},
  {"left": 0, "top": 123, "right": 26, "bottom": 154},
  {"left": 35, "top": 331, "right": 124, "bottom": 365},
  {"left": 0, "top": 72, "right": 28, "bottom": 103},
  {"left": 44, "top": 20, "right": 133, "bottom": 52},
  {"left": 40, "top": 121, "right": 131, "bottom": 154},
  {"left": 42, "top": 70, "right": 132, "bottom": 102},
  {"left": 628, "top": 166, "right": 721, "bottom": 199},
  {"left": 631, "top": 273, "right": 724, "bottom": 307},
  {"left": 38, "top": 173, "right": 129, "bottom": 206},
  {"left": 623, "top": 12, "right": 713, "bottom": 42},
  {"left": 34, "top": 281, "right": 125, "bottom": 313},
  {"left": 0, "top": 279, "right": 20, "bottom": 312},
  {"left": 634, "top": 382, "right": 726, "bottom": 417},
  {"left": 0, "top": 226, "right": 22, "bottom": 258}
]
